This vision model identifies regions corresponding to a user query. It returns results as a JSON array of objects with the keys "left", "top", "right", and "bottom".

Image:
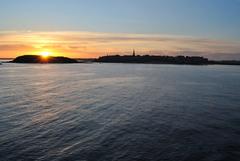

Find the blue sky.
[
  {"left": 0, "top": 0, "right": 240, "bottom": 59},
  {"left": 1, "top": 0, "right": 240, "bottom": 40}
]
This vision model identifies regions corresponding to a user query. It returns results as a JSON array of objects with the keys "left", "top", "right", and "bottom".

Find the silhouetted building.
[{"left": 133, "top": 50, "right": 136, "bottom": 57}]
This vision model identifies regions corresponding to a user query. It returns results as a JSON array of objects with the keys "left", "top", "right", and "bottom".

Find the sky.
[{"left": 0, "top": 0, "right": 240, "bottom": 59}]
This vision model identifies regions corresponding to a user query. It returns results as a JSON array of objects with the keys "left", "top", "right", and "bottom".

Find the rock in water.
[{"left": 12, "top": 55, "right": 78, "bottom": 64}]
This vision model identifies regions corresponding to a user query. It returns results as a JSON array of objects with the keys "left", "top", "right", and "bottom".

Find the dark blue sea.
[{"left": 0, "top": 63, "right": 240, "bottom": 161}]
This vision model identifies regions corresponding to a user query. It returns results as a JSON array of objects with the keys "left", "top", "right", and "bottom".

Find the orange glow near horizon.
[{"left": 0, "top": 31, "right": 240, "bottom": 59}]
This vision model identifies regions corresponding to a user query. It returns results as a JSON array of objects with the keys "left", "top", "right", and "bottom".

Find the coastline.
[{"left": 2, "top": 55, "right": 240, "bottom": 66}]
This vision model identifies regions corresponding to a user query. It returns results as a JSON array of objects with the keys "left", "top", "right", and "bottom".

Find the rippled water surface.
[{"left": 0, "top": 63, "right": 240, "bottom": 161}]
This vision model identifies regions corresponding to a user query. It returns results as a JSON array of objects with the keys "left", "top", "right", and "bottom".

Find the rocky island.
[{"left": 12, "top": 55, "right": 78, "bottom": 64}]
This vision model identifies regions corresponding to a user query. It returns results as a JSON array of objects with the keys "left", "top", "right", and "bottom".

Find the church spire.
[{"left": 133, "top": 49, "right": 136, "bottom": 57}]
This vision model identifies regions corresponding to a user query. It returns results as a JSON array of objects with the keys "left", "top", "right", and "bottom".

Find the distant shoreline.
[
  {"left": 1, "top": 55, "right": 240, "bottom": 66},
  {"left": 95, "top": 55, "right": 240, "bottom": 66}
]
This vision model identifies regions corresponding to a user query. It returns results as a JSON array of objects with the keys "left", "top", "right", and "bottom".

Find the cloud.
[
  {"left": 0, "top": 31, "right": 240, "bottom": 59},
  {"left": 0, "top": 44, "right": 36, "bottom": 51}
]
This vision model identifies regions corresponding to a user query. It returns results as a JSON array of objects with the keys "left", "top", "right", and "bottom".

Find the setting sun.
[{"left": 40, "top": 51, "right": 51, "bottom": 58}]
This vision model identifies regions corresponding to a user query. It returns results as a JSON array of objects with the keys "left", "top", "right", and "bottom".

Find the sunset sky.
[{"left": 0, "top": 0, "right": 240, "bottom": 59}]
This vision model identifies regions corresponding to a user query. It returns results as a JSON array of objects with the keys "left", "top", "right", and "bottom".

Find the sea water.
[{"left": 0, "top": 63, "right": 240, "bottom": 161}]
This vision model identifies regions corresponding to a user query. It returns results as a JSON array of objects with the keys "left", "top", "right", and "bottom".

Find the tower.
[{"left": 133, "top": 49, "right": 136, "bottom": 57}]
